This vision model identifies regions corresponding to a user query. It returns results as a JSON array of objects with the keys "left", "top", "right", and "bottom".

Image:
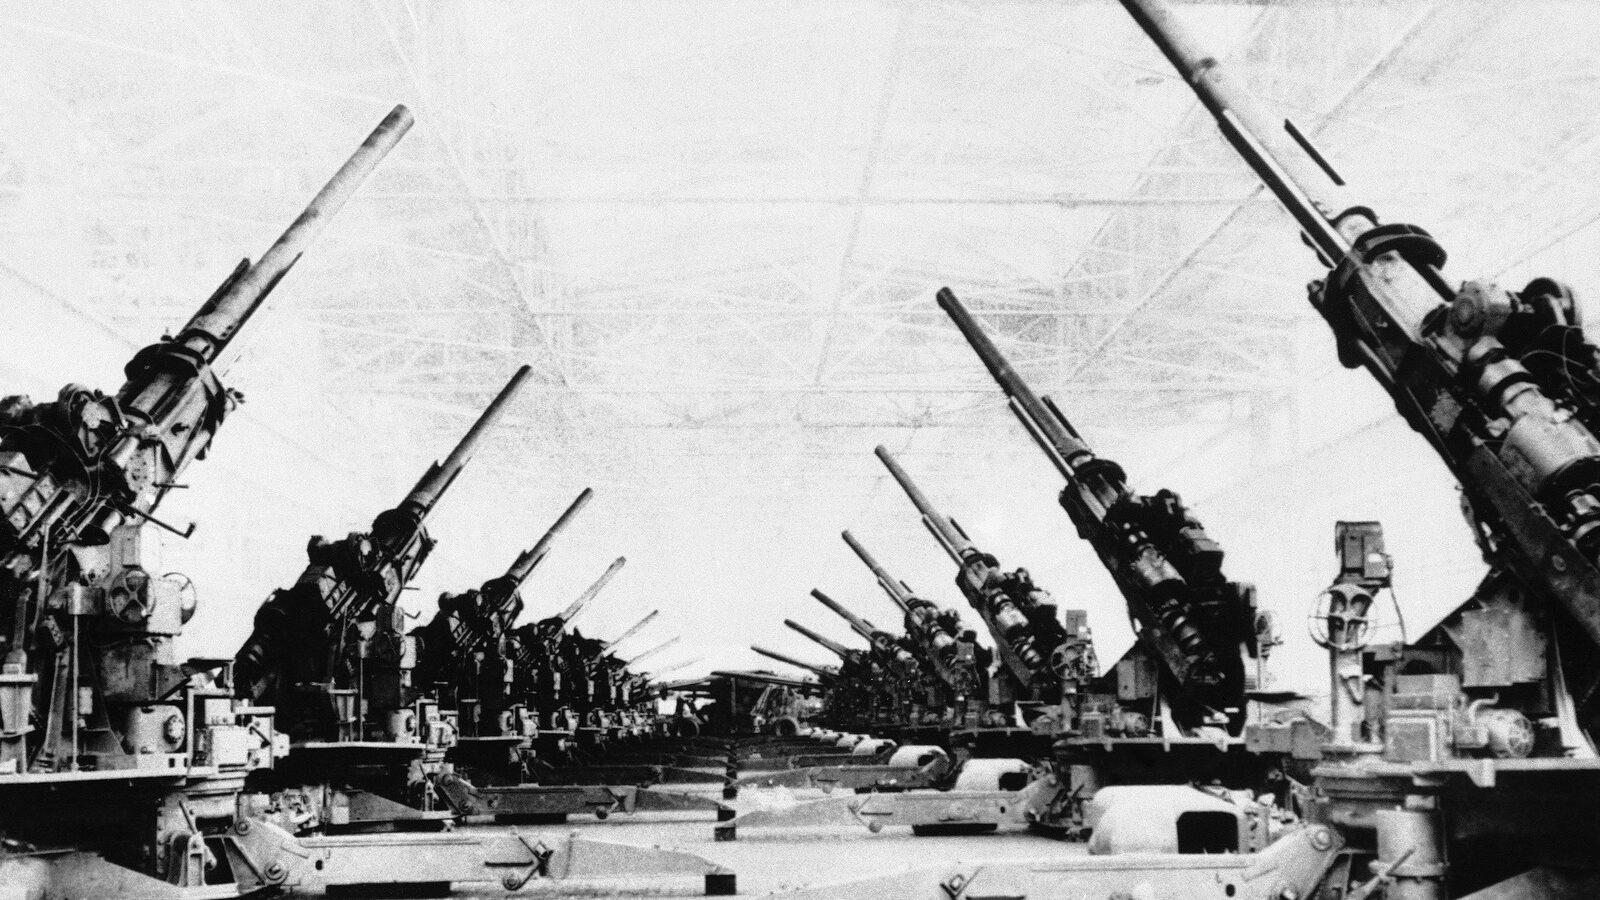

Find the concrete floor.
[{"left": 390, "top": 785, "right": 1092, "bottom": 898}]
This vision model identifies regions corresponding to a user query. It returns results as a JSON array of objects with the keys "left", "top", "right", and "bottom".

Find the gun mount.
[
  {"left": 233, "top": 364, "right": 531, "bottom": 748},
  {"left": 938, "top": 287, "right": 1260, "bottom": 735},
  {"left": 841, "top": 529, "right": 984, "bottom": 712},
  {"left": 0, "top": 106, "right": 412, "bottom": 780},
  {"left": 548, "top": 626, "right": 631, "bottom": 737},
  {"left": 874, "top": 445, "right": 1068, "bottom": 704}
]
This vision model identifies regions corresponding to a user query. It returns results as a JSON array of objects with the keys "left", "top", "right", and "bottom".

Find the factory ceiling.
[{"left": 2, "top": 0, "right": 1593, "bottom": 674}]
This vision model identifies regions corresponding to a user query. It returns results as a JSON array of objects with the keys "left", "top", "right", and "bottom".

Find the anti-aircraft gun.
[
  {"left": 938, "top": 288, "right": 1264, "bottom": 736},
  {"left": 0, "top": 107, "right": 411, "bottom": 886},
  {"left": 574, "top": 633, "right": 677, "bottom": 739},
  {"left": 810, "top": 588, "right": 924, "bottom": 724},
  {"left": 587, "top": 610, "right": 661, "bottom": 736},
  {"left": 841, "top": 529, "right": 985, "bottom": 724},
  {"left": 810, "top": 589, "right": 919, "bottom": 676},
  {"left": 411, "top": 488, "right": 593, "bottom": 745},
  {"left": 1115, "top": 0, "right": 1600, "bottom": 892},
  {"left": 875, "top": 446, "right": 1071, "bottom": 721},
  {"left": 784, "top": 617, "right": 883, "bottom": 729},
  {"left": 507, "top": 556, "right": 625, "bottom": 742},
  {"left": 232, "top": 364, "right": 530, "bottom": 827},
  {"left": 1118, "top": 0, "right": 1600, "bottom": 758}
]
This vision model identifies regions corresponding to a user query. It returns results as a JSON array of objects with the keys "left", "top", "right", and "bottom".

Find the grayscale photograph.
[{"left": 1, "top": 1, "right": 1597, "bottom": 898}]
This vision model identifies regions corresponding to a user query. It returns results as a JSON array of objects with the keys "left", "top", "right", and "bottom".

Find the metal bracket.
[
  {"left": 940, "top": 871, "right": 970, "bottom": 900},
  {"left": 502, "top": 834, "right": 555, "bottom": 891},
  {"left": 120, "top": 503, "right": 197, "bottom": 539}
]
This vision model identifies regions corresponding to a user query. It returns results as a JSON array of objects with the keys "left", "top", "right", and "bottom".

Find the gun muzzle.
[
  {"left": 783, "top": 618, "right": 854, "bottom": 659},
  {"left": 624, "top": 635, "right": 680, "bottom": 667},
  {"left": 194, "top": 105, "right": 416, "bottom": 368},
  {"left": 936, "top": 287, "right": 1092, "bottom": 480},
  {"left": 874, "top": 445, "right": 971, "bottom": 555},
  {"left": 810, "top": 588, "right": 879, "bottom": 642},
  {"left": 752, "top": 646, "right": 837, "bottom": 678},
  {"left": 603, "top": 609, "right": 659, "bottom": 649},
  {"left": 505, "top": 487, "right": 595, "bottom": 586},
  {"left": 841, "top": 530, "right": 913, "bottom": 612},
  {"left": 557, "top": 556, "right": 627, "bottom": 624},
  {"left": 404, "top": 364, "right": 532, "bottom": 517}
]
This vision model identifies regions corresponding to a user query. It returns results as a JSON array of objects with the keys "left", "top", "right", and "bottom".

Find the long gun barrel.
[
  {"left": 623, "top": 635, "right": 680, "bottom": 667},
  {"left": 1118, "top": 0, "right": 1600, "bottom": 721},
  {"left": 810, "top": 589, "right": 881, "bottom": 643},
  {"left": 841, "top": 529, "right": 913, "bottom": 612},
  {"left": 937, "top": 288, "right": 1091, "bottom": 482},
  {"left": 1118, "top": 0, "right": 1349, "bottom": 266},
  {"left": 784, "top": 619, "right": 854, "bottom": 660},
  {"left": 193, "top": 105, "right": 416, "bottom": 371},
  {"left": 445, "top": 487, "right": 596, "bottom": 653},
  {"left": 752, "top": 646, "right": 838, "bottom": 679},
  {"left": 557, "top": 556, "right": 627, "bottom": 625},
  {"left": 603, "top": 610, "right": 659, "bottom": 650},
  {"left": 402, "top": 364, "right": 532, "bottom": 520},
  {"left": 504, "top": 488, "right": 594, "bottom": 588},
  {"left": 442, "top": 491, "right": 595, "bottom": 659},
  {"left": 874, "top": 446, "right": 969, "bottom": 563},
  {"left": 458, "top": 488, "right": 597, "bottom": 648},
  {"left": 123, "top": 107, "right": 415, "bottom": 520},
  {"left": 645, "top": 655, "right": 704, "bottom": 677},
  {"left": 811, "top": 588, "right": 919, "bottom": 672}
]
